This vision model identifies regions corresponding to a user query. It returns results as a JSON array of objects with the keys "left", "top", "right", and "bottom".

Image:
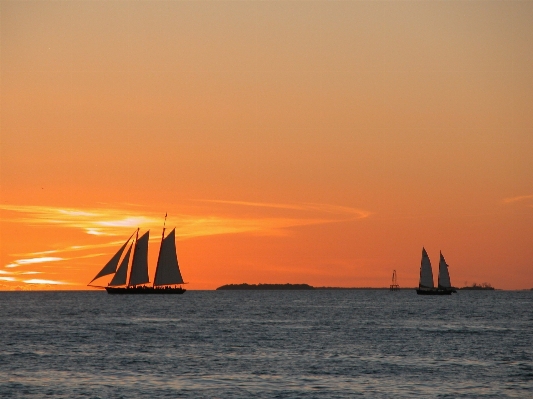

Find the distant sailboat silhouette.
[
  {"left": 416, "top": 248, "right": 456, "bottom": 295},
  {"left": 88, "top": 214, "right": 186, "bottom": 294}
]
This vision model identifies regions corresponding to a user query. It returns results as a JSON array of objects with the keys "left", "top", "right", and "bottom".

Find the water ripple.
[{"left": 0, "top": 290, "right": 531, "bottom": 398}]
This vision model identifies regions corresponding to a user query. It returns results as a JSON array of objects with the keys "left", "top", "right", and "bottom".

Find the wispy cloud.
[
  {"left": 15, "top": 242, "right": 128, "bottom": 257},
  {"left": 172, "top": 201, "right": 371, "bottom": 238},
  {"left": 503, "top": 194, "right": 533, "bottom": 204},
  {"left": 23, "top": 279, "right": 69, "bottom": 285},
  {"left": 1, "top": 201, "right": 371, "bottom": 240},
  {"left": 0, "top": 270, "right": 42, "bottom": 283},
  {"left": 1, "top": 201, "right": 373, "bottom": 281},
  {"left": 0, "top": 205, "right": 158, "bottom": 236},
  {"left": 5, "top": 257, "right": 64, "bottom": 268},
  {"left": 3, "top": 253, "right": 106, "bottom": 276},
  {"left": 200, "top": 200, "right": 371, "bottom": 219},
  {"left": 0, "top": 270, "right": 41, "bottom": 277}
]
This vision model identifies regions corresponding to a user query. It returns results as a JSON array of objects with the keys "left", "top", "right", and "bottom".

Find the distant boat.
[
  {"left": 88, "top": 215, "right": 186, "bottom": 294},
  {"left": 416, "top": 248, "right": 456, "bottom": 295}
]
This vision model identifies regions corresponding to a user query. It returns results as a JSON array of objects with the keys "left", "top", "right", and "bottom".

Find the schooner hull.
[
  {"left": 416, "top": 288, "right": 455, "bottom": 295},
  {"left": 105, "top": 286, "right": 186, "bottom": 295}
]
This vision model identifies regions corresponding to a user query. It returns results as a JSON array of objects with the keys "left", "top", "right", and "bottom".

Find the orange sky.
[{"left": 1, "top": 1, "right": 532, "bottom": 290}]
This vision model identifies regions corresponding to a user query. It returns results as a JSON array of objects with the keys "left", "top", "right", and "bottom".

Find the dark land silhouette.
[
  {"left": 216, "top": 283, "right": 314, "bottom": 290},
  {"left": 216, "top": 284, "right": 417, "bottom": 290},
  {"left": 459, "top": 283, "right": 495, "bottom": 290}
]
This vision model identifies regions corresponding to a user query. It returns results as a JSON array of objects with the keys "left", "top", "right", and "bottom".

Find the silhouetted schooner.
[{"left": 88, "top": 215, "right": 186, "bottom": 294}]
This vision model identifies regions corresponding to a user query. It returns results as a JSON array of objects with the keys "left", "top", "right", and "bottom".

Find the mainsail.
[
  {"left": 128, "top": 231, "right": 150, "bottom": 286},
  {"left": 438, "top": 251, "right": 452, "bottom": 289},
  {"left": 108, "top": 242, "right": 132, "bottom": 286},
  {"left": 419, "top": 247, "right": 434, "bottom": 288},
  {"left": 154, "top": 229, "right": 184, "bottom": 286},
  {"left": 88, "top": 232, "right": 133, "bottom": 285}
]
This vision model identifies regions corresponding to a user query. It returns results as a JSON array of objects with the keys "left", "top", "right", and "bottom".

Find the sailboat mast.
[
  {"left": 154, "top": 213, "right": 167, "bottom": 287},
  {"left": 161, "top": 212, "right": 167, "bottom": 243},
  {"left": 127, "top": 228, "right": 139, "bottom": 287}
]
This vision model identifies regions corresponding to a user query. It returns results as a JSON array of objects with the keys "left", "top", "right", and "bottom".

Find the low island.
[
  {"left": 459, "top": 283, "right": 495, "bottom": 290},
  {"left": 216, "top": 284, "right": 415, "bottom": 290},
  {"left": 217, "top": 283, "right": 314, "bottom": 290}
]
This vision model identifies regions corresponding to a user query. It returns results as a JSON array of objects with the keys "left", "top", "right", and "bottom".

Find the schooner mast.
[
  {"left": 153, "top": 213, "right": 185, "bottom": 287},
  {"left": 128, "top": 230, "right": 150, "bottom": 287}
]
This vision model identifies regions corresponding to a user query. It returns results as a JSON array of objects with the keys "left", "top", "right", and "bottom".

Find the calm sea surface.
[{"left": 0, "top": 290, "right": 531, "bottom": 398}]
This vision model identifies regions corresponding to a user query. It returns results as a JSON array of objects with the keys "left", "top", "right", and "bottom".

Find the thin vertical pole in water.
[{"left": 390, "top": 270, "right": 400, "bottom": 291}]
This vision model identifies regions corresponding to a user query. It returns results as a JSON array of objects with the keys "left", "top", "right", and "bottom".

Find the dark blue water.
[{"left": 0, "top": 290, "right": 531, "bottom": 398}]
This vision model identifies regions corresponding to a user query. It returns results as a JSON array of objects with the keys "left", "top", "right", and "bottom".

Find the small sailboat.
[
  {"left": 416, "top": 247, "right": 456, "bottom": 295},
  {"left": 88, "top": 215, "right": 186, "bottom": 294}
]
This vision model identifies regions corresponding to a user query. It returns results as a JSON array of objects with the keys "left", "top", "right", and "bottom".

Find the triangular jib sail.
[
  {"left": 108, "top": 242, "right": 132, "bottom": 287},
  {"left": 438, "top": 251, "right": 452, "bottom": 289},
  {"left": 419, "top": 247, "right": 434, "bottom": 289},
  {"left": 88, "top": 232, "right": 134, "bottom": 285},
  {"left": 154, "top": 229, "right": 184, "bottom": 286}
]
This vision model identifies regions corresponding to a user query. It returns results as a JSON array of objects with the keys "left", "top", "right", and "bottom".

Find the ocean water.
[{"left": 0, "top": 290, "right": 531, "bottom": 398}]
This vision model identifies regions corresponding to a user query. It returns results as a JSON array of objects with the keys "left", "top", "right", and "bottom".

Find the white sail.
[
  {"left": 438, "top": 251, "right": 452, "bottom": 289},
  {"left": 108, "top": 242, "right": 132, "bottom": 286},
  {"left": 128, "top": 231, "right": 150, "bottom": 286},
  {"left": 88, "top": 233, "right": 132, "bottom": 285},
  {"left": 154, "top": 229, "right": 184, "bottom": 286},
  {"left": 419, "top": 247, "right": 434, "bottom": 288}
]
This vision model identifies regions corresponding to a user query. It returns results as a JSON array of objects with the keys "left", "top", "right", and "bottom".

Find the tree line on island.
[
  {"left": 217, "top": 283, "right": 411, "bottom": 290},
  {"left": 217, "top": 283, "right": 315, "bottom": 290}
]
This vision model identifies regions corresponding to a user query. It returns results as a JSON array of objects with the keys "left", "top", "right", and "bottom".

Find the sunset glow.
[{"left": 1, "top": 1, "right": 532, "bottom": 290}]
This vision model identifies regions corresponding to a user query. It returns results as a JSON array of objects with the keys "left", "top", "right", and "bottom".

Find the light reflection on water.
[{"left": 0, "top": 290, "right": 531, "bottom": 398}]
